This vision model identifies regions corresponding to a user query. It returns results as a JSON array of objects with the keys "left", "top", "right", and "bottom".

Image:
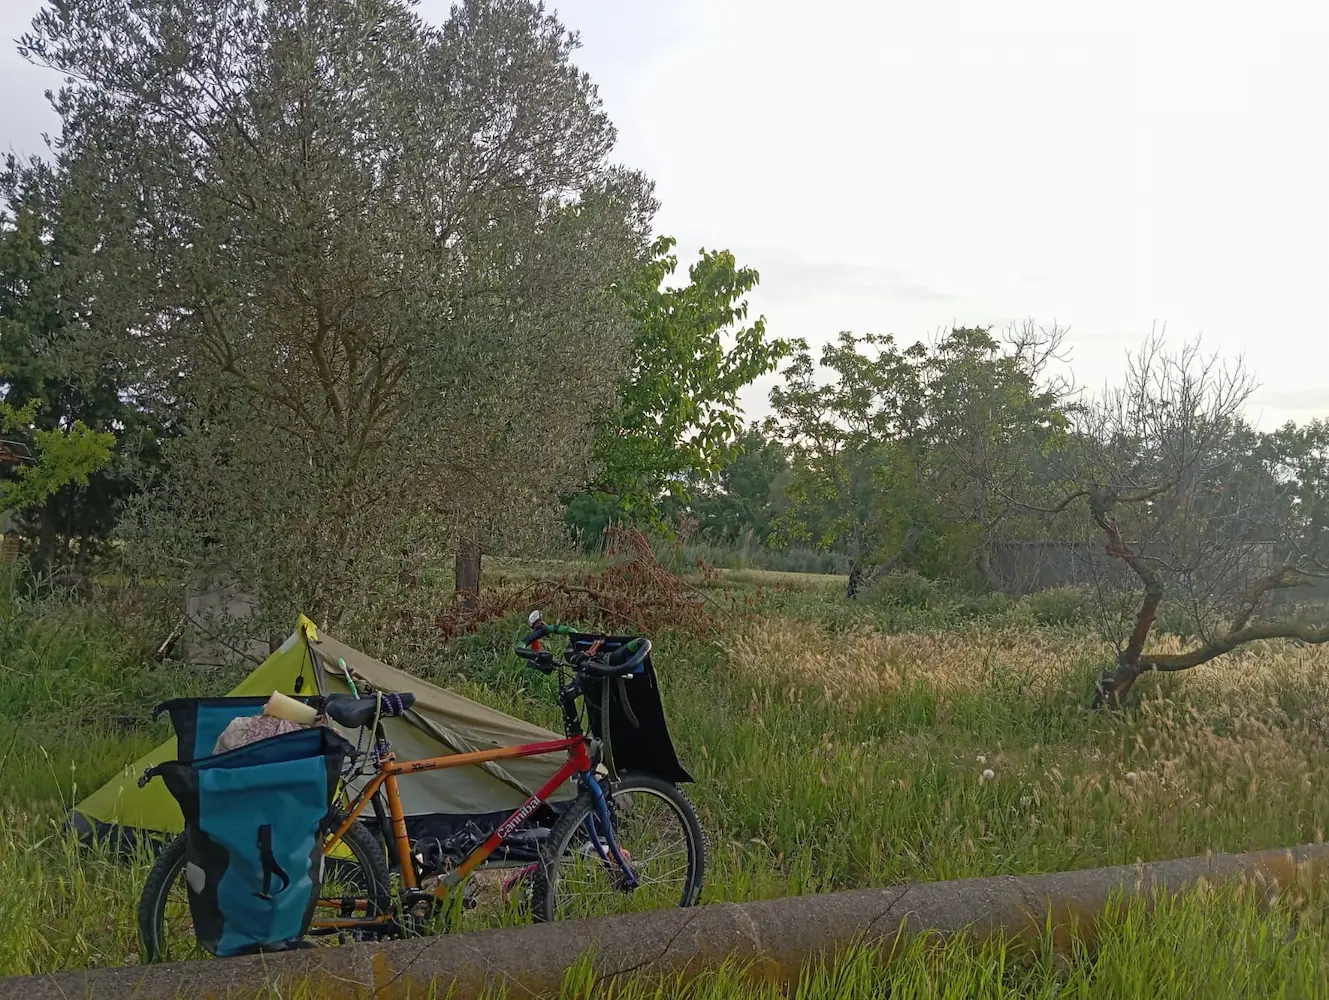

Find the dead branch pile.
[{"left": 436, "top": 527, "right": 752, "bottom": 641}]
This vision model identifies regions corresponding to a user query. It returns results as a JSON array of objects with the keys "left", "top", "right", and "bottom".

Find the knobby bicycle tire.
[
  {"left": 137, "top": 814, "right": 391, "bottom": 963},
  {"left": 530, "top": 771, "right": 706, "bottom": 923}
]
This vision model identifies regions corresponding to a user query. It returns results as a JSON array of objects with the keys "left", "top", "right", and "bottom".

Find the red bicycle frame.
[{"left": 321, "top": 732, "right": 591, "bottom": 915}]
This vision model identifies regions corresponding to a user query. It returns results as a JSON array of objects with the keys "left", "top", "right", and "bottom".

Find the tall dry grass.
[
  {"left": 727, "top": 620, "right": 1103, "bottom": 704},
  {"left": 692, "top": 618, "right": 1329, "bottom": 891}
]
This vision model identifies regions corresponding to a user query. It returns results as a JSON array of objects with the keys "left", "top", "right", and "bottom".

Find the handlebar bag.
[
  {"left": 572, "top": 635, "right": 693, "bottom": 784},
  {"left": 145, "top": 724, "right": 353, "bottom": 957}
]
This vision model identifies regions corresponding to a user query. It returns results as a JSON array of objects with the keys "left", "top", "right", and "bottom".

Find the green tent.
[{"left": 70, "top": 616, "right": 576, "bottom": 848}]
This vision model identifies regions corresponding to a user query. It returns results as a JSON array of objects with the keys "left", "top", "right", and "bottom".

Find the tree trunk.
[
  {"left": 37, "top": 513, "right": 57, "bottom": 572},
  {"left": 1086, "top": 485, "right": 1164, "bottom": 709},
  {"left": 455, "top": 538, "right": 481, "bottom": 613},
  {"left": 1092, "top": 584, "right": 1161, "bottom": 709},
  {"left": 975, "top": 543, "right": 1002, "bottom": 593},
  {"left": 846, "top": 562, "right": 863, "bottom": 600},
  {"left": 1093, "top": 658, "right": 1144, "bottom": 708},
  {"left": 848, "top": 525, "right": 922, "bottom": 599}
]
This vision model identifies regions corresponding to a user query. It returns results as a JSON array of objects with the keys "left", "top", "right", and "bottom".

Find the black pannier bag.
[{"left": 571, "top": 634, "right": 693, "bottom": 783}]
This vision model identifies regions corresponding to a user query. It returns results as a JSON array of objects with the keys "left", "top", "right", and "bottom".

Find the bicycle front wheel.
[{"left": 531, "top": 772, "right": 706, "bottom": 923}]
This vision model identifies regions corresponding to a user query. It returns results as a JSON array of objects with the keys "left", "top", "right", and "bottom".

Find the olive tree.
[{"left": 21, "top": 0, "right": 654, "bottom": 627}]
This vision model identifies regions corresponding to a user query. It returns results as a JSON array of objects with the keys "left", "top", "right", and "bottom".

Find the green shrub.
[
  {"left": 1153, "top": 600, "right": 1201, "bottom": 640},
  {"left": 654, "top": 539, "right": 851, "bottom": 576},
  {"left": 954, "top": 590, "right": 1015, "bottom": 620},
  {"left": 1023, "top": 586, "right": 1089, "bottom": 627},
  {"left": 0, "top": 582, "right": 193, "bottom": 805},
  {"left": 864, "top": 570, "right": 945, "bottom": 610}
]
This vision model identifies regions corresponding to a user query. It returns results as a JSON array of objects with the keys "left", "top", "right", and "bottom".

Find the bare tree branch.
[{"left": 1139, "top": 619, "right": 1329, "bottom": 672}]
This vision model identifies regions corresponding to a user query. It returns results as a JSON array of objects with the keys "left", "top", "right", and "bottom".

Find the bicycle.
[{"left": 138, "top": 614, "right": 706, "bottom": 961}]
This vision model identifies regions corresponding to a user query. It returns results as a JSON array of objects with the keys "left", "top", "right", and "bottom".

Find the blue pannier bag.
[{"left": 145, "top": 704, "right": 353, "bottom": 958}]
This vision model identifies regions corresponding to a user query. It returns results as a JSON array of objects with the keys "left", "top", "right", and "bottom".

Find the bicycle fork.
[
  {"left": 501, "top": 774, "right": 638, "bottom": 905},
  {"left": 582, "top": 774, "right": 640, "bottom": 891}
]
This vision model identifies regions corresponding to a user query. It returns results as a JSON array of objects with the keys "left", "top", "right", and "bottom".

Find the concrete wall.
[
  {"left": 988, "top": 539, "right": 1289, "bottom": 604},
  {"left": 181, "top": 586, "right": 269, "bottom": 666}
]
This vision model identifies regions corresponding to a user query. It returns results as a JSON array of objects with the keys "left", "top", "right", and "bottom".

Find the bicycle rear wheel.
[
  {"left": 137, "top": 816, "right": 391, "bottom": 963},
  {"left": 531, "top": 772, "right": 706, "bottom": 923}
]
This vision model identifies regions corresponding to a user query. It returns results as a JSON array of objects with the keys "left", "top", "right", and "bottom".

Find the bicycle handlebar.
[
  {"left": 586, "top": 637, "right": 651, "bottom": 676},
  {"left": 513, "top": 621, "right": 651, "bottom": 678},
  {"left": 517, "top": 621, "right": 575, "bottom": 649}
]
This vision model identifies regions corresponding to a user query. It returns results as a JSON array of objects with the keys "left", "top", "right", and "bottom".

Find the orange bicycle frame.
[{"left": 314, "top": 733, "right": 592, "bottom": 926}]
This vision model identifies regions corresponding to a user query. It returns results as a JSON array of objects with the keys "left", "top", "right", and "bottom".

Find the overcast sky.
[{"left": 3, "top": 0, "right": 1327, "bottom": 429}]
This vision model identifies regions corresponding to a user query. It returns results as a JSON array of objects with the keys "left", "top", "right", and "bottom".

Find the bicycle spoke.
[{"left": 548, "top": 783, "right": 696, "bottom": 920}]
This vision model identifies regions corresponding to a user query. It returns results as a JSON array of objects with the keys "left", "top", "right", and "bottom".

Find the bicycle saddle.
[{"left": 319, "top": 692, "right": 415, "bottom": 729}]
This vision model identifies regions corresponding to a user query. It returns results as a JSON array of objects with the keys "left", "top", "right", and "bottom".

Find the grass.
[
  {"left": 4, "top": 563, "right": 1329, "bottom": 993},
  {"left": 652, "top": 540, "right": 852, "bottom": 577},
  {"left": 540, "top": 880, "right": 1329, "bottom": 1000}
]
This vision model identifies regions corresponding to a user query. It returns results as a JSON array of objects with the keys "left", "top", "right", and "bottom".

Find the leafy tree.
[
  {"left": 564, "top": 489, "right": 636, "bottom": 553},
  {"left": 566, "top": 426, "right": 791, "bottom": 553},
  {"left": 769, "top": 325, "right": 1072, "bottom": 596},
  {"left": 900, "top": 324, "right": 1074, "bottom": 586},
  {"left": 0, "top": 397, "right": 114, "bottom": 516},
  {"left": 584, "top": 237, "right": 788, "bottom": 521},
  {"left": 0, "top": 156, "right": 157, "bottom": 568},
  {"left": 1258, "top": 419, "right": 1329, "bottom": 557},
  {"left": 23, "top": 0, "right": 654, "bottom": 627},
  {"left": 768, "top": 333, "right": 912, "bottom": 580},
  {"left": 688, "top": 428, "right": 790, "bottom": 545},
  {"left": 648, "top": 426, "right": 790, "bottom": 546}
]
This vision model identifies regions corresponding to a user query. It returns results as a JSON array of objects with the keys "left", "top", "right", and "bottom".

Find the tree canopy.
[
  {"left": 585, "top": 238, "right": 786, "bottom": 511},
  {"left": 0, "top": 397, "right": 114, "bottom": 518},
  {"left": 0, "top": 155, "right": 168, "bottom": 568},
  {"left": 768, "top": 324, "right": 1073, "bottom": 594},
  {"left": 9, "top": 0, "right": 1329, "bottom": 707},
  {"left": 22, "top": 0, "right": 654, "bottom": 625}
]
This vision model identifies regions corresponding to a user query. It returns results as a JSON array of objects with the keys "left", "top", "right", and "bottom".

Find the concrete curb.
[{"left": 6, "top": 843, "right": 1327, "bottom": 999}]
